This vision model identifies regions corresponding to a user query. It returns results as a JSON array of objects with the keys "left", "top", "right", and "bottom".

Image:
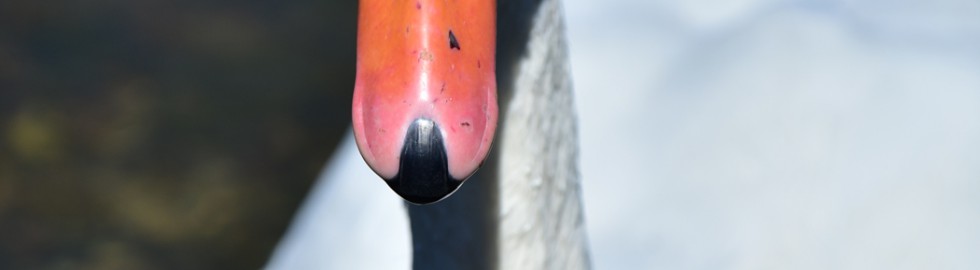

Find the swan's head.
[{"left": 351, "top": 0, "right": 498, "bottom": 204}]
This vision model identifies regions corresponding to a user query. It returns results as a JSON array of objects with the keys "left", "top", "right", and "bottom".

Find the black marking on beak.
[
  {"left": 386, "top": 118, "right": 462, "bottom": 204},
  {"left": 449, "top": 30, "right": 460, "bottom": 50}
]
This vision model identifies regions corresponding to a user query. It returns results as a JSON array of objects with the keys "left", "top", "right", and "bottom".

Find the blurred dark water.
[{"left": 0, "top": 0, "right": 356, "bottom": 268}]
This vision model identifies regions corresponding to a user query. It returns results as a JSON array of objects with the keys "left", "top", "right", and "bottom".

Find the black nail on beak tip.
[{"left": 385, "top": 118, "right": 462, "bottom": 204}]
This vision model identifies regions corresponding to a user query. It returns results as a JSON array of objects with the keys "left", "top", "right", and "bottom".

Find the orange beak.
[{"left": 352, "top": 0, "right": 498, "bottom": 204}]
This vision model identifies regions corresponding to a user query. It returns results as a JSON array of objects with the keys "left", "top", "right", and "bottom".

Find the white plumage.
[{"left": 270, "top": 0, "right": 980, "bottom": 269}]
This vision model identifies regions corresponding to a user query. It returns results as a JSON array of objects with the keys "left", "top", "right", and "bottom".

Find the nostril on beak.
[{"left": 385, "top": 118, "right": 462, "bottom": 204}]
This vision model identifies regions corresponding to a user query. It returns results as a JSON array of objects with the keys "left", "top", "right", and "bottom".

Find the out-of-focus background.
[
  {"left": 568, "top": 0, "right": 980, "bottom": 269},
  {"left": 4, "top": 0, "right": 980, "bottom": 269},
  {"left": 1, "top": 0, "right": 356, "bottom": 268}
]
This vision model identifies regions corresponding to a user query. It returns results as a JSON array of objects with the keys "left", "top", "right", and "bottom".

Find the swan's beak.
[{"left": 352, "top": 0, "right": 497, "bottom": 204}]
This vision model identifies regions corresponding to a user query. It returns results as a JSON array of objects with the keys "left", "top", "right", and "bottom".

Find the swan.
[{"left": 266, "top": 0, "right": 589, "bottom": 269}]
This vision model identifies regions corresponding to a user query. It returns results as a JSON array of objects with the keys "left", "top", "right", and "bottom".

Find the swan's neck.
[
  {"left": 496, "top": 0, "right": 589, "bottom": 268},
  {"left": 407, "top": 0, "right": 590, "bottom": 269}
]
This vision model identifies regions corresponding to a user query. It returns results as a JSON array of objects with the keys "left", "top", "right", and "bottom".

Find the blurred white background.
[
  {"left": 270, "top": 0, "right": 980, "bottom": 269},
  {"left": 568, "top": 0, "right": 980, "bottom": 269}
]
